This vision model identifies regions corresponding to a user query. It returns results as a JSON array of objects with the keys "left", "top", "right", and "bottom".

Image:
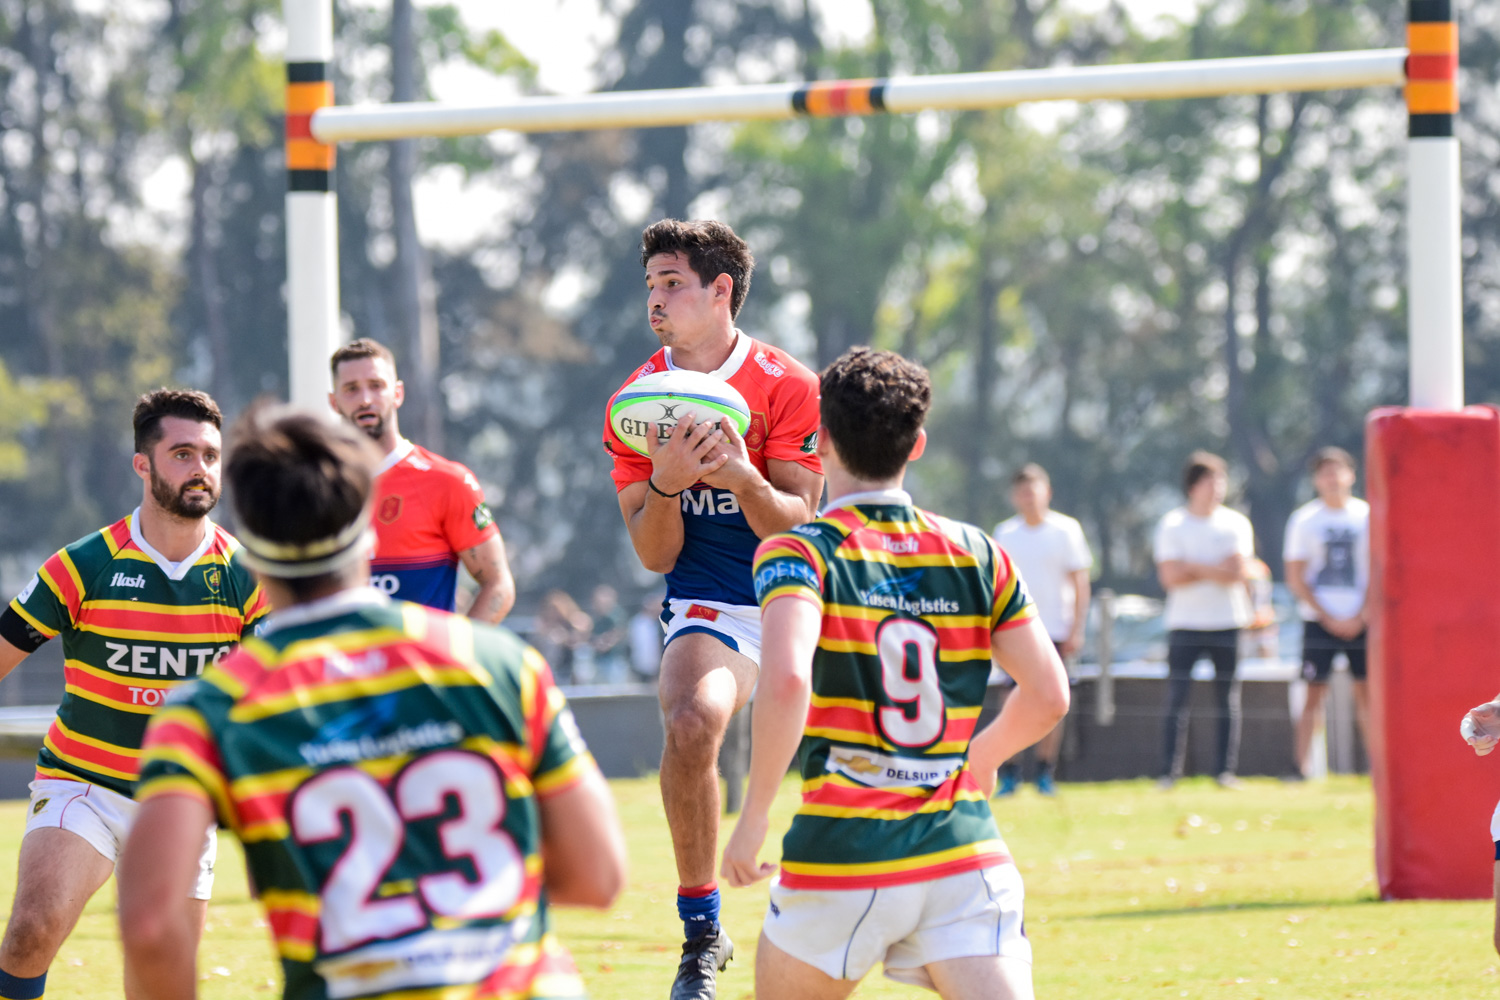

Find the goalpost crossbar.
[{"left": 309, "top": 48, "right": 1408, "bottom": 143}]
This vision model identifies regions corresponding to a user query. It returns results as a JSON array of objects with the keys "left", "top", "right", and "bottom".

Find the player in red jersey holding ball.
[
  {"left": 329, "top": 339, "right": 516, "bottom": 622},
  {"left": 603, "top": 219, "right": 823, "bottom": 1000}
]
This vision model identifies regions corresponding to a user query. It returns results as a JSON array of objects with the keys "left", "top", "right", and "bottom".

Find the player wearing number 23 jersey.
[
  {"left": 137, "top": 595, "right": 596, "bottom": 1000},
  {"left": 121, "top": 405, "right": 621, "bottom": 1000},
  {"left": 752, "top": 496, "right": 1036, "bottom": 889}
]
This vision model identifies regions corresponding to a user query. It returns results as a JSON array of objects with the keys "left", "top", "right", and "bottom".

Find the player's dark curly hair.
[
  {"left": 1182, "top": 450, "right": 1228, "bottom": 495},
  {"left": 820, "top": 348, "right": 931, "bottom": 482},
  {"left": 226, "top": 402, "right": 380, "bottom": 593},
  {"left": 640, "top": 219, "right": 754, "bottom": 319},
  {"left": 133, "top": 388, "right": 222, "bottom": 455}
]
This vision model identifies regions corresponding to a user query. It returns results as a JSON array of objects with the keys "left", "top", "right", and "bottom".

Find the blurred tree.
[
  {"left": 0, "top": 0, "right": 178, "bottom": 547},
  {"left": 6, "top": 0, "right": 1500, "bottom": 617},
  {"left": 436, "top": 0, "right": 822, "bottom": 597},
  {"left": 156, "top": 0, "right": 284, "bottom": 414}
]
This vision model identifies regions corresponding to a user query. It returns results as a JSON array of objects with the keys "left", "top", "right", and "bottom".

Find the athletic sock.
[
  {"left": 677, "top": 882, "right": 720, "bottom": 940},
  {"left": 0, "top": 967, "right": 45, "bottom": 999},
  {"left": 1036, "top": 760, "right": 1054, "bottom": 780}
]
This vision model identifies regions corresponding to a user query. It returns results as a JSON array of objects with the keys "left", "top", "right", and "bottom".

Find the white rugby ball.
[{"left": 610, "top": 370, "right": 752, "bottom": 456}]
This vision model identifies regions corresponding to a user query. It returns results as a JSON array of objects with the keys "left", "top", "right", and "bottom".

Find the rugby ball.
[{"left": 610, "top": 370, "right": 752, "bottom": 456}]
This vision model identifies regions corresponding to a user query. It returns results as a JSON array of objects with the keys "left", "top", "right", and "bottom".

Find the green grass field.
[{"left": 13, "top": 775, "right": 1496, "bottom": 998}]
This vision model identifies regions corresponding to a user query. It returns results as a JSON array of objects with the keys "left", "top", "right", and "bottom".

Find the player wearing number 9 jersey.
[
  {"left": 721, "top": 348, "right": 1070, "bottom": 1000},
  {"left": 118, "top": 404, "right": 625, "bottom": 1000}
]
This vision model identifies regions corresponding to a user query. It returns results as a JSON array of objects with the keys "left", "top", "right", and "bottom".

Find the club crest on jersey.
[
  {"left": 472, "top": 503, "right": 494, "bottom": 530},
  {"left": 378, "top": 495, "right": 403, "bottom": 524},
  {"left": 744, "top": 412, "right": 767, "bottom": 452},
  {"left": 800, "top": 430, "right": 818, "bottom": 454},
  {"left": 203, "top": 567, "right": 222, "bottom": 594}
]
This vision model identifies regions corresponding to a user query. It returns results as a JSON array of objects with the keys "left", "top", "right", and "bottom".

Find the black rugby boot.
[{"left": 669, "top": 921, "right": 734, "bottom": 1000}]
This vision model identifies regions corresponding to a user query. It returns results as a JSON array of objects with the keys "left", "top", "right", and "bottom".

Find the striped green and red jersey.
[
  {"left": 752, "top": 489, "right": 1037, "bottom": 891},
  {"left": 3, "top": 511, "right": 266, "bottom": 794},
  {"left": 136, "top": 591, "right": 596, "bottom": 1000}
]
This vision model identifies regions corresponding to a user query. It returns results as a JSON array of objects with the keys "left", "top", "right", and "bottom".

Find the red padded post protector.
[{"left": 1366, "top": 406, "right": 1500, "bottom": 899}]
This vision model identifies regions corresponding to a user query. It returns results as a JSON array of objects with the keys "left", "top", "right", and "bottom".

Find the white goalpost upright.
[{"left": 283, "top": 0, "right": 340, "bottom": 411}]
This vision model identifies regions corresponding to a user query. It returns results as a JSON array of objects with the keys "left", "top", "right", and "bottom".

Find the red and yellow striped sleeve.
[
  {"left": 137, "top": 705, "right": 234, "bottom": 824},
  {"left": 753, "top": 532, "right": 827, "bottom": 610},
  {"left": 241, "top": 584, "right": 270, "bottom": 635},
  {"left": 12, "top": 549, "right": 85, "bottom": 637},
  {"left": 526, "top": 649, "right": 594, "bottom": 798},
  {"left": 990, "top": 544, "right": 1038, "bottom": 632}
]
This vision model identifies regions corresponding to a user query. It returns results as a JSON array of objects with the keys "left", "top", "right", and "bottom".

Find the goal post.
[
  {"left": 308, "top": 48, "right": 1406, "bottom": 142},
  {"left": 280, "top": 0, "right": 1486, "bottom": 899}
]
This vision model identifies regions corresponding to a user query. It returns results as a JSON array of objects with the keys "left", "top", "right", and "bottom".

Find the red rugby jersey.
[
  {"left": 603, "top": 332, "right": 821, "bottom": 606},
  {"left": 370, "top": 440, "right": 498, "bottom": 612}
]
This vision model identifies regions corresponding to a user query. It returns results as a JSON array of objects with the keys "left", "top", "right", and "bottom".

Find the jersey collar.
[
  {"left": 260, "top": 586, "right": 389, "bottom": 634},
  {"left": 375, "top": 437, "right": 415, "bottom": 477},
  {"left": 824, "top": 488, "right": 912, "bottom": 513},
  {"left": 664, "top": 329, "right": 752, "bottom": 379},
  {"left": 128, "top": 507, "right": 216, "bottom": 581}
]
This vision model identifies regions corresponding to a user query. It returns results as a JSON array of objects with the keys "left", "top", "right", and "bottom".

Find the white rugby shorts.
[
  {"left": 1491, "top": 797, "right": 1500, "bottom": 847},
  {"left": 762, "top": 863, "right": 1031, "bottom": 990},
  {"left": 661, "top": 599, "right": 762, "bottom": 665},
  {"left": 26, "top": 777, "right": 217, "bottom": 900}
]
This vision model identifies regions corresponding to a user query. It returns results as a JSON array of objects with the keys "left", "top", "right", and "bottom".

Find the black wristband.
[{"left": 647, "top": 478, "right": 682, "bottom": 498}]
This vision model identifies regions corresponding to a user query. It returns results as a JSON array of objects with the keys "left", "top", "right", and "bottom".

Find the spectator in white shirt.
[
  {"left": 1284, "top": 446, "right": 1370, "bottom": 779},
  {"left": 1154, "top": 451, "right": 1255, "bottom": 789},
  {"left": 992, "top": 464, "right": 1092, "bottom": 796}
]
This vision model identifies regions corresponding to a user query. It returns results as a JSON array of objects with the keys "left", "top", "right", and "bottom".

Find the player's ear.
[
  {"left": 909, "top": 428, "right": 927, "bottom": 461},
  {"left": 393, "top": 380, "right": 405, "bottom": 407},
  {"left": 131, "top": 451, "right": 151, "bottom": 483},
  {"left": 713, "top": 273, "right": 733, "bottom": 304}
]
